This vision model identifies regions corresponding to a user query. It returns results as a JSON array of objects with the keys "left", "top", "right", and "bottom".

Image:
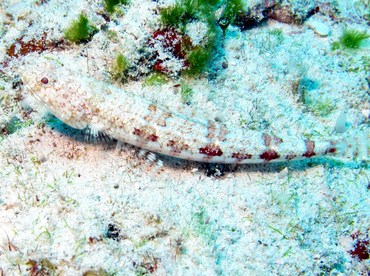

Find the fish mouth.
[{"left": 18, "top": 71, "right": 34, "bottom": 91}]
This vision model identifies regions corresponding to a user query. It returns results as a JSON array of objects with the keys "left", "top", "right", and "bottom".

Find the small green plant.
[
  {"left": 111, "top": 53, "right": 129, "bottom": 82},
  {"left": 332, "top": 29, "right": 370, "bottom": 50},
  {"left": 144, "top": 72, "right": 168, "bottom": 86},
  {"left": 192, "top": 207, "right": 217, "bottom": 245},
  {"left": 160, "top": 2, "right": 189, "bottom": 29},
  {"left": 180, "top": 83, "right": 194, "bottom": 103},
  {"left": 157, "top": 0, "right": 244, "bottom": 77},
  {"left": 204, "top": 0, "right": 221, "bottom": 6},
  {"left": 331, "top": 41, "right": 340, "bottom": 50},
  {"left": 160, "top": 0, "right": 222, "bottom": 29},
  {"left": 64, "top": 14, "right": 97, "bottom": 43},
  {"left": 219, "top": 0, "right": 245, "bottom": 31},
  {"left": 269, "top": 28, "right": 284, "bottom": 44},
  {"left": 103, "top": 0, "right": 128, "bottom": 14},
  {"left": 107, "top": 30, "right": 119, "bottom": 41},
  {"left": 185, "top": 46, "right": 212, "bottom": 75},
  {"left": 310, "top": 100, "right": 335, "bottom": 117},
  {"left": 160, "top": 0, "right": 244, "bottom": 31}
]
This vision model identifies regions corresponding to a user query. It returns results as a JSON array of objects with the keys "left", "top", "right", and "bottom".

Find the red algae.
[
  {"left": 349, "top": 231, "right": 369, "bottom": 261},
  {"left": 149, "top": 28, "right": 192, "bottom": 74}
]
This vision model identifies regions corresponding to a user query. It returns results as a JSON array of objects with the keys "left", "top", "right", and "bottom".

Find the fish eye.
[
  {"left": 37, "top": 73, "right": 56, "bottom": 88},
  {"left": 40, "top": 77, "right": 49, "bottom": 85}
]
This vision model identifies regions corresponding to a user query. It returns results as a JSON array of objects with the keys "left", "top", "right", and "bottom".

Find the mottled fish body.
[{"left": 21, "top": 61, "right": 364, "bottom": 164}]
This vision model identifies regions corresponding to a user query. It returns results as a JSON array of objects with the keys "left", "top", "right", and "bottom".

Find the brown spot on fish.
[
  {"left": 219, "top": 124, "right": 229, "bottom": 142},
  {"left": 144, "top": 105, "right": 157, "bottom": 122},
  {"left": 144, "top": 104, "right": 172, "bottom": 127},
  {"left": 273, "top": 136, "right": 283, "bottom": 144},
  {"left": 263, "top": 134, "right": 283, "bottom": 147},
  {"left": 167, "top": 139, "right": 189, "bottom": 151},
  {"left": 260, "top": 149, "right": 280, "bottom": 161},
  {"left": 285, "top": 154, "right": 297, "bottom": 160},
  {"left": 325, "top": 142, "right": 336, "bottom": 154},
  {"left": 167, "top": 140, "right": 189, "bottom": 156},
  {"left": 232, "top": 152, "right": 252, "bottom": 160},
  {"left": 167, "top": 139, "right": 189, "bottom": 155},
  {"left": 148, "top": 104, "right": 157, "bottom": 112},
  {"left": 207, "top": 120, "right": 228, "bottom": 142},
  {"left": 148, "top": 134, "right": 159, "bottom": 142},
  {"left": 133, "top": 128, "right": 142, "bottom": 136},
  {"left": 167, "top": 140, "right": 176, "bottom": 147},
  {"left": 207, "top": 120, "right": 217, "bottom": 139},
  {"left": 302, "top": 140, "right": 316, "bottom": 158},
  {"left": 157, "top": 112, "right": 172, "bottom": 127},
  {"left": 325, "top": 147, "right": 336, "bottom": 154},
  {"left": 133, "top": 127, "right": 158, "bottom": 142},
  {"left": 263, "top": 134, "right": 272, "bottom": 147},
  {"left": 199, "top": 144, "right": 223, "bottom": 156}
]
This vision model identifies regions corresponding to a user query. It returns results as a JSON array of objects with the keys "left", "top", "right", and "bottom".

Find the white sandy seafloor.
[{"left": 0, "top": 0, "right": 369, "bottom": 274}]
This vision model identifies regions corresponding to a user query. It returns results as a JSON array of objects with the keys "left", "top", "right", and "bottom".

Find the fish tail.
[{"left": 332, "top": 130, "right": 369, "bottom": 162}]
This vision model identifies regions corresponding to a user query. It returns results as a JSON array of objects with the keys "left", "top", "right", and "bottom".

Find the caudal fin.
[{"left": 338, "top": 130, "right": 369, "bottom": 162}]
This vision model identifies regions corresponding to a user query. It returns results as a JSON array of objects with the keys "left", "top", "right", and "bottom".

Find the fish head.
[{"left": 20, "top": 60, "right": 89, "bottom": 130}]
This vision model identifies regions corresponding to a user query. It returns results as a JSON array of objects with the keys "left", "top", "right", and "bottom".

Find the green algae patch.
[
  {"left": 332, "top": 29, "right": 370, "bottom": 50},
  {"left": 144, "top": 72, "right": 168, "bottom": 86},
  {"left": 64, "top": 14, "right": 98, "bottom": 43},
  {"left": 111, "top": 53, "right": 129, "bottom": 82},
  {"left": 103, "top": 0, "right": 129, "bottom": 14}
]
